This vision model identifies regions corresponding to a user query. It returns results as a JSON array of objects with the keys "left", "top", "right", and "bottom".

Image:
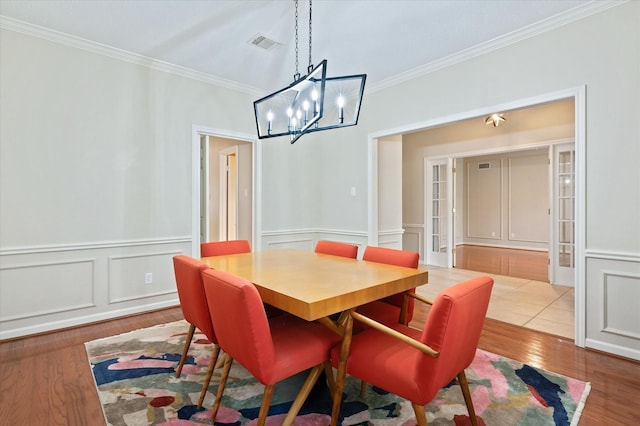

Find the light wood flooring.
[
  {"left": 1, "top": 307, "right": 639, "bottom": 425},
  {"left": 455, "top": 244, "right": 549, "bottom": 282}
]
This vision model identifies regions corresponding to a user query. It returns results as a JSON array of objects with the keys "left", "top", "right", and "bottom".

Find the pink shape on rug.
[
  {"left": 108, "top": 359, "right": 175, "bottom": 370},
  {"left": 194, "top": 356, "right": 210, "bottom": 366},
  {"left": 471, "top": 385, "right": 491, "bottom": 414},
  {"left": 195, "top": 406, "right": 241, "bottom": 423},
  {"left": 157, "top": 420, "right": 201, "bottom": 425},
  {"left": 180, "top": 364, "right": 200, "bottom": 375},
  {"left": 567, "top": 378, "right": 586, "bottom": 403},
  {"left": 470, "top": 352, "right": 508, "bottom": 399},
  {"left": 142, "top": 388, "right": 174, "bottom": 398}
]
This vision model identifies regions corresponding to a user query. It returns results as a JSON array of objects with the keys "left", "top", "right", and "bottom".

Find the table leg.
[{"left": 330, "top": 309, "right": 354, "bottom": 426}]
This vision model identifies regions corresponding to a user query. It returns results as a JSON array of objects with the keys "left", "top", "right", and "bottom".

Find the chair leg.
[
  {"left": 323, "top": 362, "right": 336, "bottom": 396},
  {"left": 359, "top": 380, "right": 367, "bottom": 397},
  {"left": 257, "top": 384, "right": 275, "bottom": 426},
  {"left": 210, "top": 355, "right": 233, "bottom": 422},
  {"left": 458, "top": 370, "right": 478, "bottom": 426},
  {"left": 197, "top": 345, "right": 221, "bottom": 408},
  {"left": 282, "top": 364, "right": 324, "bottom": 426},
  {"left": 411, "top": 402, "right": 428, "bottom": 426},
  {"left": 176, "top": 324, "right": 196, "bottom": 377}
]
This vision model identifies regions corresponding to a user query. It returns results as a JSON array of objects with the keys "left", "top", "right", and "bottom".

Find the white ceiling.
[{"left": 1, "top": 0, "right": 602, "bottom": 94}]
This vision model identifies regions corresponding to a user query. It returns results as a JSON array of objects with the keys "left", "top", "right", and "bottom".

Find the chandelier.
[{"left": 253, "top": 0, "right": 366, "bottom": 144}]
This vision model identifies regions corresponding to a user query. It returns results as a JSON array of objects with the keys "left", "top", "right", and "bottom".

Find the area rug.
[{"left": 85, "top": 320, "right": 590, "bottom": 426}]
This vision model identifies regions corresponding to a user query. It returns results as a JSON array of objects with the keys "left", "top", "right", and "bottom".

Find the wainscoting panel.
[
  {"left": 0, "top": 238, "right": 190, "bottom": 340},
  {"left": 108, "top": 250, "right": 182, "bottom": 303},
  {"left": 585, "top": 254, "right": 640, "bottom": 360},
  {"left": 0, "top": 258, "right": 95, "bottom": 322},
  {"left": 261, "top": 229, "right": 368, "bottom": 256},
  {"left": 377, "top": 229, "right": 405, "bottom": 250},
  {"left": 602, "top": 272, "right": 640, "bottom": 339}
]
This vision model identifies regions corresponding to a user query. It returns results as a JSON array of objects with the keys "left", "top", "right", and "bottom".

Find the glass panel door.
[
  {"left": 426, "top": 159, "right": 450, "bottom": 267},
  {"left": 551, "top": 143, "right": 575, "bottom": 285}
]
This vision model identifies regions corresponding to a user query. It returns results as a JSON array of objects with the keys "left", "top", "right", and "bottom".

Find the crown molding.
[
  {"left": 0, "top": 1, "right": 625, "bottom": 97},
  {"left": 368, "top": 0, "right": 627, "bottom": 94},
  {"left": 0, "top": 15, "right": 264, "bottom": 97}
]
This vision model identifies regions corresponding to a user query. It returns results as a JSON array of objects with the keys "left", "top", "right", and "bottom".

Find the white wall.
[
  {"left": 463, "top": 151, "right": 549, "bottom": 250},
  {"left": 0, "top": 28, "right": 256, "bottom": 338}
]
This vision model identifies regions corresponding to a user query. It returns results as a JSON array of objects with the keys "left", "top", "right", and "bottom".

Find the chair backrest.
[
  {"left": 201, "top": 268, "right": 275, "bottom": 383},
  {"left": 201, "top": 240, "right": 251, "bottom": 257},
  {"left": 362, "top": 246, "right": 420, "bottom": 317},
  {"left": 417, "top": 276, "right": 494, "bottom": 399},
  {"left": 315, "top": 240, "right": 358, "bottom": 259},
  {"left": 172, "top": 255, "right": 216, "bottom": 342}
]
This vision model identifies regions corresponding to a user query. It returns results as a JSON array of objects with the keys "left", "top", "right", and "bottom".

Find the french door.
[
  {"left": 425, "top": 158, "right": 454, "bottom": 267},
  {"left": 550, "top": 143, "right": 575, "bottom": 286}
]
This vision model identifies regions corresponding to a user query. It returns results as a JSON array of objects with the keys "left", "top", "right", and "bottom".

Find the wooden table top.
[{"left": 201, "top": 249, "right": 428, "bottom": 321}]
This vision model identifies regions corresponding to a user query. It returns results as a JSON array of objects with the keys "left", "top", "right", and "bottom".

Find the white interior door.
[
  {"left": 550, "top": 143, "right": 576, "bottom": 286},
  {"left": 425, "top": 158, "right": 453, "bottom": 267},
  {"left": 219, "top": 147, "right": 238, "bottom": 240},
  {"left": 199, "top": 135, "right": 209, "bottom": 244}
]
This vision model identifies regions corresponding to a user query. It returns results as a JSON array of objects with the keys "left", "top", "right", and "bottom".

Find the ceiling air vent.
[
  {"left": 478, "top": 162, "right": 491, "bottom": 170},
  {"left": 248, "top": 34, "right": 281, "bottom": 51}
]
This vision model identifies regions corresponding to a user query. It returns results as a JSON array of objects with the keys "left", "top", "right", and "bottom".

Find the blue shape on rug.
[{"left": 516, "top": 364, "right": 569, "bottom": 426}]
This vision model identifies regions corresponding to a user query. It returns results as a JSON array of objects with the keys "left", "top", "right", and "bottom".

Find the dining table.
[{"left": 201, "top": 248, "right": 428, "bottom": 426}]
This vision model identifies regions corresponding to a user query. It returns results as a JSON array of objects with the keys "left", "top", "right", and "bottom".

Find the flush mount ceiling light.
[
  {"left": 253, "top": 0, "right": 366, "bottom": 144},
  {"left": 485, "top": 113, "right": 506, "bottom": 127}
]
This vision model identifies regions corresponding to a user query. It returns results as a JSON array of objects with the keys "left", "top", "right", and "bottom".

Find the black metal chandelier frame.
[{"left": 253, "top": 0, "right": 366, "bottom": 144}]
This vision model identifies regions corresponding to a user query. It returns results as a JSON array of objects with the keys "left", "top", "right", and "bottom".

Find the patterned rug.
[{"left": 85, "top": 320, "right": 590, "bottom": 426}]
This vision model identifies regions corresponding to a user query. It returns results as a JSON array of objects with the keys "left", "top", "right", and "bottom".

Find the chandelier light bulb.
[
  {"left": 337, "top": 96, "right": 345, "bottom": 123},
  {"left": 267, "top": 110, "right": 274, "bottom": 134}
]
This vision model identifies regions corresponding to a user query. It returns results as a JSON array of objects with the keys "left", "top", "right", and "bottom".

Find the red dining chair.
[
  {"left": 199, "top": 239, "right": 282, "bottom": 317},
  {"left": 200, "top": 239, "right": 251, "bottom": 257},
  {"left": 315, "top": 240, "right": 359, "bottom": 259},
  {"left": 201, "top": 268, "right": 342, "bottom": 426},
  {"left": 357, "top": 246, "right": 420, "bottom": 326},
  {"left": 172, "top": 255, "right": 221, "bottom": 408},
  {"left": 331, "top": 276, "right": 494, "bottom": 426}
]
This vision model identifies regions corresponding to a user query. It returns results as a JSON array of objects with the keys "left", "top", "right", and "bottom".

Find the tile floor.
[{"left": 417, "top": 266, "right": 575, "bottom": 340}]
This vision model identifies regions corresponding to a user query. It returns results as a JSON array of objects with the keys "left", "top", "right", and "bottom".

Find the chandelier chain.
[
  {"left": 308, "top": 0, "right": 312, "bottom": 70},
  {"left": 294, "top": 0, "right": 299, "bottom": 80}
]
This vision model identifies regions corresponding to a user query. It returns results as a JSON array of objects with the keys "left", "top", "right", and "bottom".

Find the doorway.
[
  {"left": 368, "top": 87, "right": 586, "bottom": 347},
  {"left": 191, "top": 126, "right": 259, "bottom": 257}
]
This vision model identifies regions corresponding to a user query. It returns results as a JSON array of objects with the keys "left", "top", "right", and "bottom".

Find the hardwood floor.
[
  {"left": 1, "top": 306, "right": 638, "bottom": 425},
  {"left": 456, "top": 244, "right": 549, "bottom": 282}
]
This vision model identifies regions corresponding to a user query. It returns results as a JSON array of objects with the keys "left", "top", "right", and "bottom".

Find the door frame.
[
  {"left": 191, "top": 125, "right": 261, "bottom": 256},
  {"left": 367, "top": 86, "right": 586, "bottom": 347}
]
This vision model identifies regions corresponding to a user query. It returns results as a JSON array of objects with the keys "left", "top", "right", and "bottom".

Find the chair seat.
[
  {"left": 331, "top": 323, "right": 428, "bottom": 403},
  {"left": 266, "top": 315, "right": 342, "bottom": 385}
]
